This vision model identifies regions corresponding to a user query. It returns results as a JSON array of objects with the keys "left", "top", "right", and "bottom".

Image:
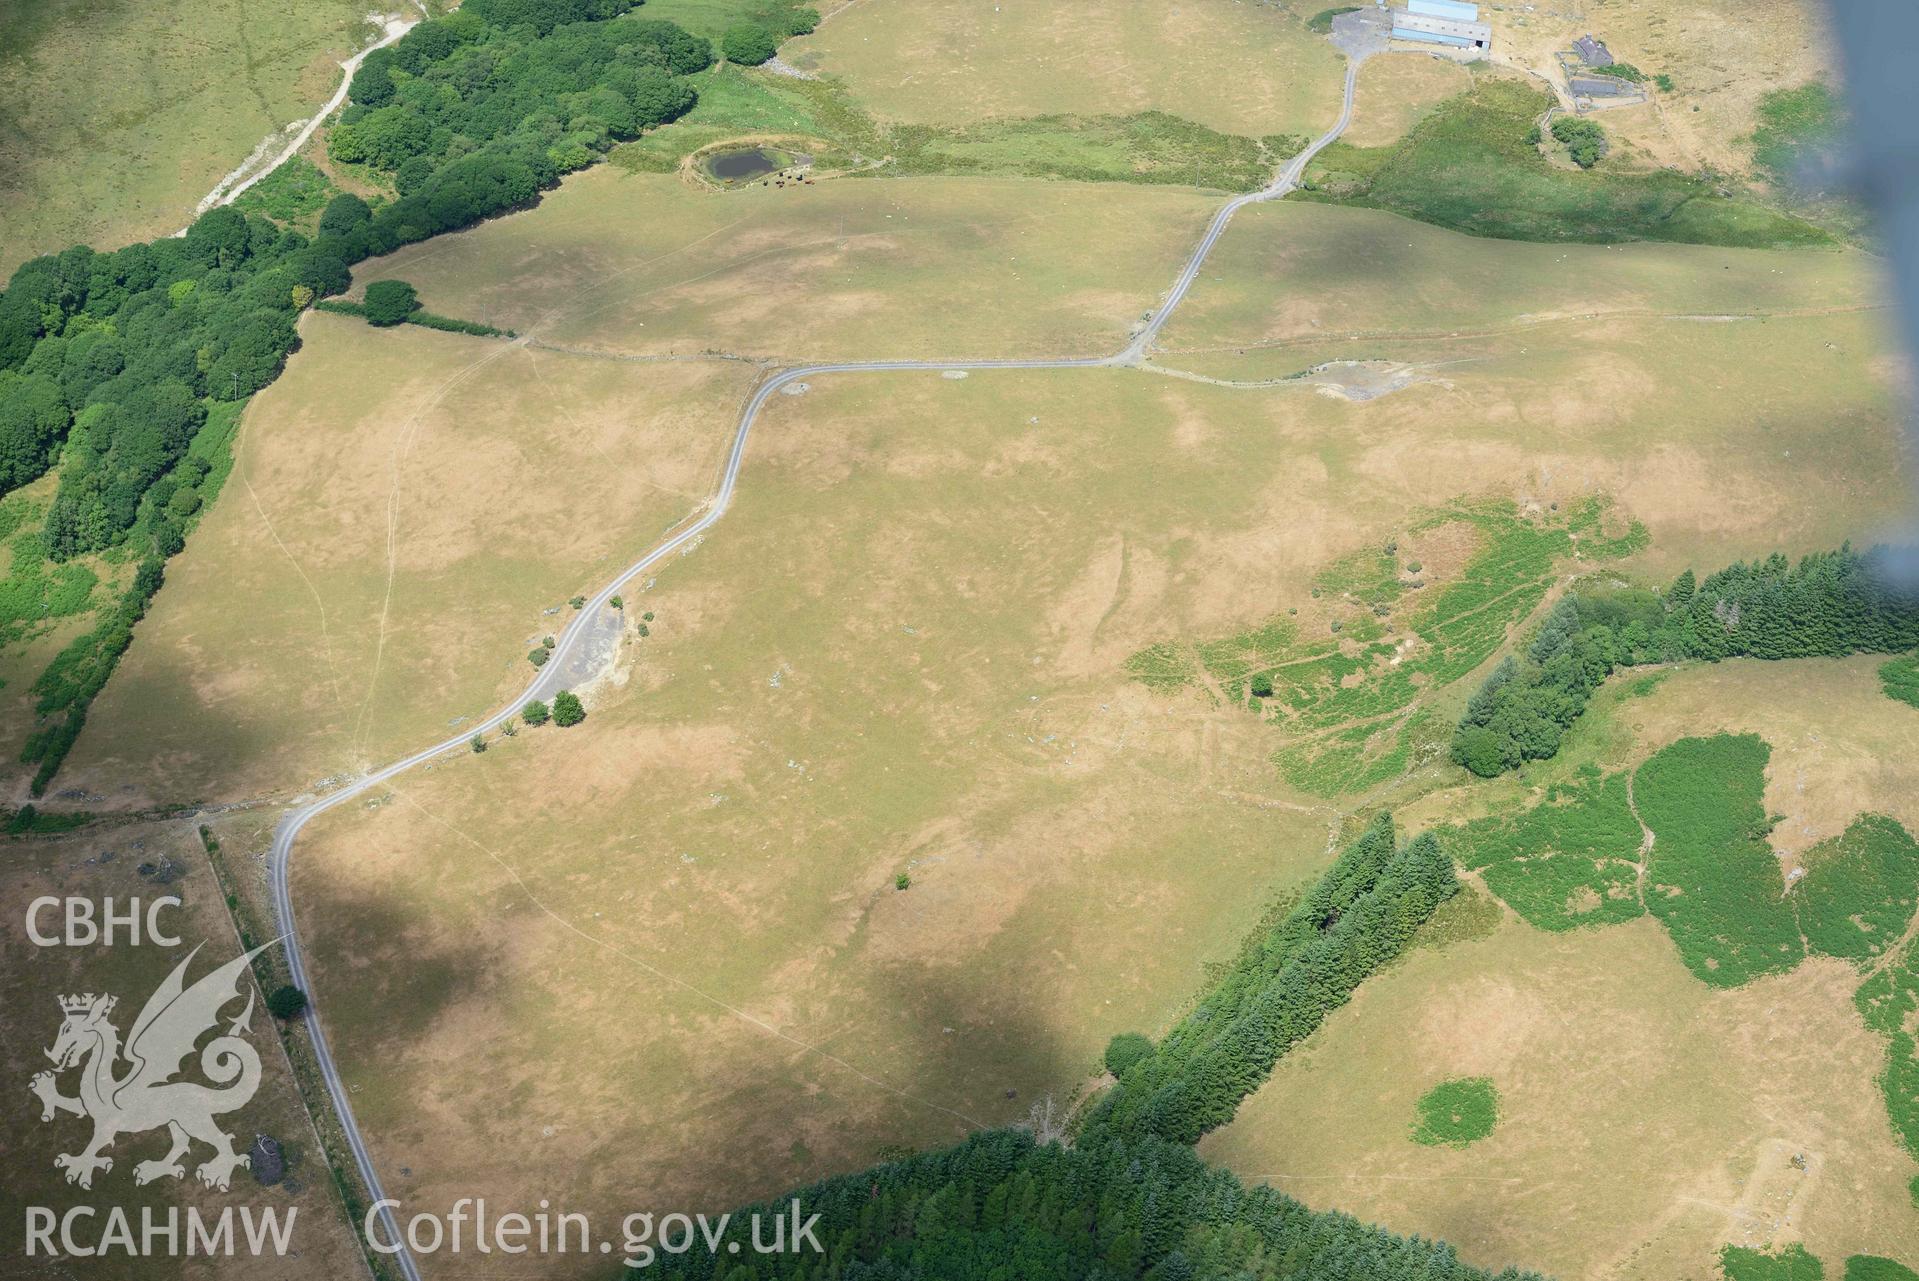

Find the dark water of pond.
[{"left": 707, "top": 147, "right": 779, "bottom": 181}]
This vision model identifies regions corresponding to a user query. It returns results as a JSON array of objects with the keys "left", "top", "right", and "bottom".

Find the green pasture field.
[{"left": 0, "top": 0, "right": 374, "bottom": 273}]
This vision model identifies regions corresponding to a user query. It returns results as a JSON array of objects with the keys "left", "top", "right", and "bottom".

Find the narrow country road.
[{"left": 269, "top": 48, "right": 1367, "bottom": 1281}]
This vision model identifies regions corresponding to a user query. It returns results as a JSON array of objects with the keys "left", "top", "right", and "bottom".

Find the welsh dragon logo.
[{"left": 30, "top": 942, "right": 275, "bottom": 1191}]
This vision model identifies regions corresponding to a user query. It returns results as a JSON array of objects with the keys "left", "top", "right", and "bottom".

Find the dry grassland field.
[
  {"left": 58, "top": 315, "right": 757, "bottom": 807},
  {"left": 1344, "top": 52, "right": 1475, "bottom": 149},
  {"left": 0, "top": 0, "right": 377, "bottom": 273},
  {"left": 1208, "top": 659, "right": 1919, "bottom": 1280},
  {"left": 1153, "top": 199, "right": 1885, "bottom": 355},
  {"left": 355, "top": 170, "right": 1220, "bottom": 360},
  {"left": 0, "top": 818, "right": 366, "bottom": 1278},
  {"left": 280, "top": 305, "right": 1907, "bottom": 1274},
  {"left": 779, "top": 0, "right": 1346, "bottom": 140},
  {"left": 7, "top": 0, "right": 1919, "bottom": 1277}
]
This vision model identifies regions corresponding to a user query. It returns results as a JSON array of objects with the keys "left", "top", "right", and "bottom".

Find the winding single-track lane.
[{"left": 269, "top": 50, "right": 1366, "bottom": 1281}]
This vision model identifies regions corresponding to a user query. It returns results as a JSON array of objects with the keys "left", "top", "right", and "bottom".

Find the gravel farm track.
[{"left": 271, "top": 27, "right": 1374, "bottom": 1280}]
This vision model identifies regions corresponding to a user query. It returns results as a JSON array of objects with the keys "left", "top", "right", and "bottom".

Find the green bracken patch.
[
  {"left": 1635, "top": 734, "right": 1802, "bottom": 987},
  {"left": 1856, "top": 939, "right": 1919, "bottom": 1166},
  {"left": 1297, "top": 75, "right": 1828, "bottom": 247},
  {"left": 231, "top": 157, "right": 341, "bottom": 231},
  {"left": 1749, "top": 83, "right": 1844, "bottom": 190},
  {"left": 1882, "top": 653, "right": 1919, "bottom": 709},
  {"left": 1845, "top": 1258, "right": 1919, "bottom": 1281},
  {"left": 0, "top": 520, "right": 98, "bottom": 647},
  {"left": 1410, "top": 1076, "right": 1498, "bottom": 1147},
  {"left": 1722, "top": 1244, "right": 1826, "bottom": 1281},
  {"left": 1448, "top": 765, "right": 1646, "bottom": 932},
  {"left": 1793, "top": 815, "right": 1919, "bottom": 965}
]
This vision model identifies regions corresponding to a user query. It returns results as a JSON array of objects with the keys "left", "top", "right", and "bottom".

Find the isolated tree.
[
  {"left": 552, "top": 690, "right": 586, "bottom": 726},
  {"left": 1249, "top": 673, "right": 1274, "bottom": 699},
  {"left": 470, "top": 733, "right": 487, "bottom": 753},
  {"left": 266, "top": 985, "right": 308, "bottom": 1020},
  {"left": 523, "top": 699, "right": 551, "bottom": 726},
  {"left": 721, "top": 22, "right": 777, "bottom": 65},
  {"left": 528, "top": 647, "right": 549, "bottom": 667},
  {"left": 362, "top": 279, "right": 420, "bottom": 327}
]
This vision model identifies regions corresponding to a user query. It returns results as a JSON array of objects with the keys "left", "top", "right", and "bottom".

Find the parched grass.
[
  {"left": 1794, "top": 816, "right": 1919, "bottom": 966},
  {"left": 1449, "top": 766, "right": 1646, "bottom": 932},
  {"left": 1722, "top": 1244, "right": 1827, "bottom": 1281},
  {"left": 780, "top": 0, "right": 1345, "bottom": 141},
  {"left": 1634, "top": 734, "right": 1803, "bottom": 987},
  {"left": 62, "top": 320, "right": 755, "bottom": 804},
  {"left": 1201, "top": 907, "right": 1916, "bottom": 1280},
  {"left": 1297, "top": 75, "right": 1829, "bottom": 248},
  {"left": 1882, "top": 654, "right": 1919, "bottom": 710},
  {"left": 359, "top": 169, "right": 1221, "bottom": 362},
  {"left": 1410, "top": 1076, "right": 1499, "bottom": 1147}
]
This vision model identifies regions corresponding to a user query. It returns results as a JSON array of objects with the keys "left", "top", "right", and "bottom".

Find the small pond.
[{"left": 706, "top": 147, "right": 781, "bottom": 182}]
